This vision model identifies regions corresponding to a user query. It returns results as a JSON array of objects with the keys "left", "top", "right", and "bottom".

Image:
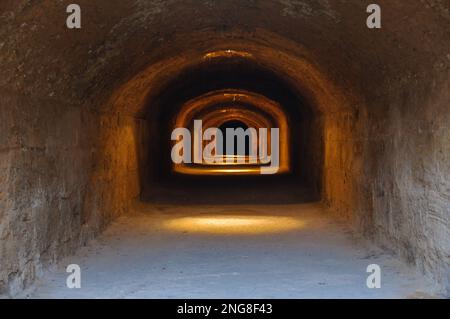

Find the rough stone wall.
[
  {"left": 0, "top": 1, "right": 148, "bottom": 296},
  {"left": 0, "top": 89, "right": 94, "bottom": 294},
  {"left": 363, "top": 61, "right": 450, "bottom": 294},
  {"left": 0, "top": 90, "right": 143, "bottom": 295}
]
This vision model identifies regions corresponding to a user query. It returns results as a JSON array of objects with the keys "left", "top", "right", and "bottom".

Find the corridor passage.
[
  {"left": 1, "top": 1, "right": 449, "bottom": 299},
  {"left": 26, "top": 203, "right": 438, "bottom": 298}
]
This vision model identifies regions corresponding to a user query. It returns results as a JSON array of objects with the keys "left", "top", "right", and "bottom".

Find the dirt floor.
[{"left": 23, "top": 202, "right": 439, "bottom": 299}]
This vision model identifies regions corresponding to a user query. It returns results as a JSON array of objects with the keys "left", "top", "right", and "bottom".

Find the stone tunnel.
[{"left": 0, "top": 0, "right": 449, "bottom": 298}]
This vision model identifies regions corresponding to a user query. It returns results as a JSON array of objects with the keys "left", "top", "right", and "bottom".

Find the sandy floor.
[{"left": 25, "top": 202, "right": 438, "bottom": 298}]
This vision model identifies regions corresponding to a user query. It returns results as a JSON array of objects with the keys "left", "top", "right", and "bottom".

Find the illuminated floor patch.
[{"left": 164, "top": 215, "right": 304, "bottom": 235}]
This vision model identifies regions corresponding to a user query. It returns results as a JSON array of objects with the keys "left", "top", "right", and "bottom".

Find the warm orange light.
[
  {"left": 203, "top": 50, "right": 253, "bottom": 59},
  {"left": 171, "top": 89, "right": 291, "bottom": 175},
  {"left": 164, "top": 215, "right": 304, "bottom": 235},
  {"left": 174, "top": 165, "right": 268, "bottom": 175}
]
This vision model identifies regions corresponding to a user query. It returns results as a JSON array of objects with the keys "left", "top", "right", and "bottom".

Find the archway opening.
[
  {"left": 139, "top": 55, "right": 321, "bottom": 204},
  {"left": 219, "top": 120, "right": 250, "bottom": 156}
]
